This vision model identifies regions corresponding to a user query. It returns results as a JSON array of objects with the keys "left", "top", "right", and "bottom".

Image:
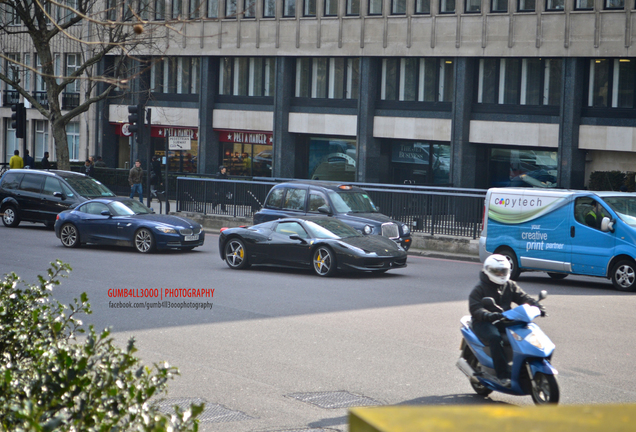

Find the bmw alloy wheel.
[
  {"left": 135, "top": 228, "right": 155, "bottom": 253},
  {"left": 60, "top": 224, "right": 80, "bottom": 248}
]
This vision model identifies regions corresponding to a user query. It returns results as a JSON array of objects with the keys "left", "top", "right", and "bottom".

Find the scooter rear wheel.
[
  {"left": 471, "top": 381, "right": 493, "bottom": 396},
  {"left": 531, "top": 372, "right": 559, "bottom": 405}
]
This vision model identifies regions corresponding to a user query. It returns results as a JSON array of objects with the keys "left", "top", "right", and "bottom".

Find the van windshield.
[
  {"left": 327, "top": 191, "right": 379, "bottom": 214},
  {"left": 64, "top": 176, "right": 116, "bottom": 198},
  {"left": 602, "top": 197, "right": 636, "bottom": 226}
]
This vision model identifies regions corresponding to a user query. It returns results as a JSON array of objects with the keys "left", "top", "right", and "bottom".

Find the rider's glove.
[
  {"left": 539, "top": 305, "right": 547, "bottom": 317},
  {"left": 487, "top": 312, "right": 504, "bottom": 322}
]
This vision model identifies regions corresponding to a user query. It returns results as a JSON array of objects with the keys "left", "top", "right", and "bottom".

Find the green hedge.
[{"left": 588, "top": 171, "right": 634, "bottom": 192}]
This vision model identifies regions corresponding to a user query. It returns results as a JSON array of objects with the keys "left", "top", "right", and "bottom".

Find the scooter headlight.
[{"left": 526, "top": 332, "right": 544, "bottom": 349}]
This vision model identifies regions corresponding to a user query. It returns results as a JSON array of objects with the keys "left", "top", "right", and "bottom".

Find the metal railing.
[{"left": 176, "top": 177, "right": 487, "bottom": 238}]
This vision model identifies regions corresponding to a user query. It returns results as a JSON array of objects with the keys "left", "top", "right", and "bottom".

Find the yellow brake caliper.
[{"left": 316, "top": 251, "right": 323, "bottom": 271}]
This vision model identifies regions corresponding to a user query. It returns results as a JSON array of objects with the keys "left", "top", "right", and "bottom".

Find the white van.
[{"left": 480, "top": 187, "right": 636, "bottom": 292}]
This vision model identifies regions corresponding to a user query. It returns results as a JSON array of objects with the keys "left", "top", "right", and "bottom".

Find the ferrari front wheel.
[
  {"left": 224, "top": 238, "right": 250, "bottom": 269},
  {"left": 313, "top": 246, "right": 336, "bottom": 277}
]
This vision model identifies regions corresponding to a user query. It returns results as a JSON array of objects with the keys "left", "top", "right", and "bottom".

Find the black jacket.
[{"left": 469, "top": 271, "right": 537, "bottom": 322}]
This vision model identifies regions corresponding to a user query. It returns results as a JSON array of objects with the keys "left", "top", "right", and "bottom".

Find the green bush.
[
  {"left": 0, "top": 261, "right": 202, "bottom": 431},
  {"left": 588, "top": 171, "right": 627, "bottom": 191}
]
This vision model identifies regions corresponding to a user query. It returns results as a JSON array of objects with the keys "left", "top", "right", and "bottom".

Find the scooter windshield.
[{"left": 502, "top": 304, "right": 541, "bottom": 322}]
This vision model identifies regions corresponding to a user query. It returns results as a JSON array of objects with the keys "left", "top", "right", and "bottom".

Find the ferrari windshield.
[
  {"left": 328, "top": 191, "right": 379, "bottom": 214},
  {"left": 109, "top": 200, "right": 153, "bottom": 216},
  {"left": 305, "top": 219, "right": 362, "bottom": 239},
  {"left": 602, "top": 197, "right": 636, "bottom": 227},
  {"left": 64, "top": 176, "right": 116, "bottom": 198}
]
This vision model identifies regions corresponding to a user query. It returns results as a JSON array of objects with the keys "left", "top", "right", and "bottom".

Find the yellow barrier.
[{"left": 349, "top": 404, "right": 636, "bottom": 432}]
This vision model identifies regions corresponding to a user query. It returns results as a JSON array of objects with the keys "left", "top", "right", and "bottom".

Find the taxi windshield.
[
  {"left": 327, "top": 191, "right": 379, "bottom": 214},
  {"left": 602, "top": 197, "right": 636, "bottom": 227},
  {"left": 305, "top": 219, "right": 362, "bottom": 239}
]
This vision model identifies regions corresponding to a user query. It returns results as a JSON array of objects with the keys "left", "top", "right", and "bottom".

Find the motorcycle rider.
[{"left": 469, "top": 254, "right": 545, "bottom": 388}]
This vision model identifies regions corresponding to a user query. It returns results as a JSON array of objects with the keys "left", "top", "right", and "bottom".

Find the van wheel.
[
  {"left": 1, "top": 205, "right": 20, "bottom": 227},
  {"left": 547, "top": 273, "right": 568, "bottom": 280},
  {"left": 611, "top": 259, "right": 636, "bottom": 292},
  {"left": 496, "top": 248, "right": 521, "bottom": 280}
]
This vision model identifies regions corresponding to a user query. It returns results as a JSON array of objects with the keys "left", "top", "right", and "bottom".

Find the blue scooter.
[{"left": 456, "top": 290, "right": 559, "bottom": 404}]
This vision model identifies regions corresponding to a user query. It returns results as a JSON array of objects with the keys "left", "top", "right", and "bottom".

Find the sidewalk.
[{"left": 156, "top": 200, "right": 482, "bottom": 263}]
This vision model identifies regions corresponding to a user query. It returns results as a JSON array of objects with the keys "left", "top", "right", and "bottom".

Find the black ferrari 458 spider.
[{"left": 218, "top": 216, "right": 407, "bottom": 276}]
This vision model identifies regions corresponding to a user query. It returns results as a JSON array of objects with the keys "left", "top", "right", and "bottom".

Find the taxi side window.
[
  {"left": 275, "top": 221, "right": 309, "bottom": 238},
  {"left": 308, "top": 192, "right": 328, "bottom": 212},
  {"left": 265, "top": 188, "right": 284, "bottom": 208},
  {"left": 283, "top": 188, "right": 307, "bottom": 211}
]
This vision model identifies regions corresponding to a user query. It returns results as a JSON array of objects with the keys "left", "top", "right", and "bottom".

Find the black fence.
[{"left": 176, "top": 177, "right": 487, "bottom": 238}]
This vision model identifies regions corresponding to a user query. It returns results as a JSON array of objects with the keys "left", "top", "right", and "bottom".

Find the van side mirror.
[
  {"left": 53, "top": 191, "right": 65, "bottom": 200},
  {"left": 317, "top": 205, "right": 332, "bottom": 215},
  {"left": 601, "top": 217, "right": 614, "bottom": 233}
]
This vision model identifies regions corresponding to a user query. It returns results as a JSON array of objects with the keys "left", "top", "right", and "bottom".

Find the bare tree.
[{"left": 0, "top": 0, "right": 179, "bottom": 170}]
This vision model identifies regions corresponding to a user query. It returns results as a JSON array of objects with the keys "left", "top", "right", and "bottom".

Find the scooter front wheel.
[{"left": 531, "top": 372, "right": 559, "bottom": 405}]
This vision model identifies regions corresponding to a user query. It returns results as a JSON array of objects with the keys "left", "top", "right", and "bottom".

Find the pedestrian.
[
  {"left": 41, "top": 152, "right": 51, "bottom": 169},
  {"left": 94, "top": 156, "right": 106, "bottom": 167},
  {"left": 9, "top": 150, "right": 23, "bottom": 169},
  {"left": 151, "top": 156, "right": 162, "bottom": 188},
  {"left": 213, "top": 165, "right": 228, "bottom": 211},
  {"left": 23, "top": 150, "right": 34, "bottom": 169},
  {"left": 129, "top": 159, "right": 143, "bottom": 203},
  {"left": 80, "top": 159, "right": 94, "bottom": 177}
]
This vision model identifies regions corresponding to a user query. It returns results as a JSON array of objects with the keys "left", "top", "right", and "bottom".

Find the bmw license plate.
[{"left": 184, "top": 234, "right": 199, "bottom": 241}]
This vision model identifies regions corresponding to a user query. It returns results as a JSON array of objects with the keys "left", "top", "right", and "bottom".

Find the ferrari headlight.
[
  {"left": 402, "top": 224, "right": 410, "bottom": 235},
  {"left": 155, "top": 226, "right": 177, "bottom": 234},
  {"left": 363, "top": 225, "right": 373, "bottom": 235},
  {"left": 526, "top": 332, "right": 544, "bottom": 349}
]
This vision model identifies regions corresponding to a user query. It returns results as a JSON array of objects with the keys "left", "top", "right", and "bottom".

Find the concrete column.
[
  {"left": 450, "top": 57, "right": 477, "bottom": 188},
  {"left": 558, "top": 57, "right": 586, "bottom": 189},
  {"left": 356, "top": 57, "right": 382, "bottom": 183},
  {"left": 198, "top": 57, "right": 220, "bottom": 174},
  {"left": 272, "top": 56, "right": 295, "bottom": 178}
]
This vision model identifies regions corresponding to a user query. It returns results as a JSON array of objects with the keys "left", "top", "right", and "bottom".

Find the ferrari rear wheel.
[
  {"left": 313, "top": 246, "right": 336, "bottom": 277},
  {"left": 224, "top": 238, "right": 250, "bottom": 269},
  {"left": 60, "top": 223, "right": 80, "bottom": 248},
  {"left": 135, "top": 228, "right": 155, "bottom": 253}
]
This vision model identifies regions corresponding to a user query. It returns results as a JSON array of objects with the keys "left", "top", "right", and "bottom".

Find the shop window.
[
  {"left": 347, "top": 0, "right": 360, "bottom": 15},
  {"left": 391, "top": 0, "right": 406, "bottom": 14},
  {"left": 390, "top": 141, "right": 450, "bottom": 185},
  {"left": 369, "top": 0, "right": 382, "bottom": 15},
  {"left": 222, "top": 142, "right": 272, "bottom": 177},
  {"left": 325, "top": 0, "right": 338, "bottom": 15},
  {"left": 465, "top": 0, "right": 481, "bottom": 13},
  {"left": 263, "top": 0, "right": 275, "bottom": 16},
  {"left": 545, "top": 0, "right": 564, "bottom": 11},
  {"left": 440, "top": 0, "right": 455, "bottom": 13},
  {"left": 308, "top": 138, "right": 357, "bottom": 182},
  {"left": 219, "top": 57, "right": 275, "bottom": 96},
  {"left": 381, "top": 57, "right": 453, "bottom": 102},
  {"left": 574, "top": 0, "right": 593, "bottom": 9},
  {"left": 491, "top": 0, "right": 507, "bottom": 12},
  {"left": 605, "top": 0, "right": 624, "bottom": 8},
  {"left": 295, "top": 57, "right": 359, "bottom": 99},
  {"left": 305, "top": 0, "right": 317, "bottom": 16},
  {"left": 476, "top": 58, "right": 562, "bottom": 106},
  {"left": 518, "top": 0, "right": 535, "bottom": 11},
  {"left": 415, "top": 0, "right": 430, "bottom": 13},
  {"left": 489, "top": 148, "right": 557, "bottom": 188}
]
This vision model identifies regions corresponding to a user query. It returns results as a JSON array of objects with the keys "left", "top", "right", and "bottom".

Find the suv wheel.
[{"left": 1, "top": 205, "right": 20, "bottom": 227}]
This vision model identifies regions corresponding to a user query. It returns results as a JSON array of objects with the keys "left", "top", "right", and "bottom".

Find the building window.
[
  {"left": 66, "top": 54, "right": 81, "bottom": 93},
  {"left": 172, "top": 0, "right": 183, "bottom": 17},
  {"left": 391, "top": 0, "right": 406, "bottom": 14},
  {"left": 244, "top": 0, "right": 256, "bottom": 16},
  {"left": 440, "top": 0, "right": 455, "bottom": 13},
  {"left": 304, "top": 0, "right": 317, "bottom": 15},
  {"left": 263, "top": 0, "right": 275, "bottom": 16},
  {"left": 415, "top": 0, "right": 430, "bottom": 12},
  {"left": 325, "top": 0, "right": 338, "bottom": 15},
  {"left": 605, "top": 0, "right": 624, "bottom": 8},
  {"left": 588, "top": 58, "right": 636, "bottom": 108},
  {"left": 491, "top": 0, "right": 507, "bottom": 12},
  {"left": 150, "top": 57, "right": 200, "bottom": 94},
  {"left": 489, "top": 148, "right": 557, "bottom": 188},
  {"left": 347, "top": 0, "right": 360, "bottom": 14},
  {"left": 574, "top": 0, "right": 593, "bottom": 9},
  {"left": 391, "top": 141, "right": 451, "bottom": 185},
  {"left": 155, "top": 0, "right": 165, "bottom": 19},
  {"left": 5, "top": 54, "right": 20, "bottom": 93},
  {"left": 5, "top": 126, "right": 18, "bottom": 162},
  {"left": 6, "top": 3, "right": 22, "bottom": 24},
  {"left": 465, "top": 0, "right": 481, "bottom": 13},
  {"left": 67, "top": 122, "right": 80, "bottom": 161},
  {"left": 283, "top": 0, "right": 296, "bottom": 16},
  {"left": 219, "top": 57, "right": 276, "bottom": 96},
  {"left": 368, "top": 0, "right": 382, "bottom": 15},
  {"left": 477, "top": 58, "right": 562, "bottom": 106},
  {"left": 207, "top": 0, "right": 219, "bottom": 16},
  {"left": 123, "top": 0, "right": 134, "bottom": 20},
  {"left": 545, "top": 0, "right": 564, "bottom": 11},
  {"left": 139, "top": 0, "right": 151, "bottom": 19},
  {"left": 308, "top": 138, "right": 357, "bottom": 182},
  {"left": 518, "top": 0, "right": 535, "bottom": 12},
  {"left": 107, "top": 0, "right": 118, "bottom": 20},
  {"left": 35, "top": 55, "right": 46, "bottom": 92},
  {"left": 225, "top": 0, "right": 237, "bottom": 16},
  {"left": 381, "top": 58, "right": 454, "bottom": 102},
  {"left": 35, "top": 120, "right": 49, "bottom": 160},
  {"left": 295, "top": 58, "right": 360, "bottom": 99},
  {"left": 190, "top": 0, "right": 202, "bottom": 17}
]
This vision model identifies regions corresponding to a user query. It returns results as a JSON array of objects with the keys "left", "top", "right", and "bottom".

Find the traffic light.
[
  {"left": 127, "top": 104, "right": 143, "bottom": 134},
  {"left": 11, "top": 103, "right": 26, "bottom": 139}
]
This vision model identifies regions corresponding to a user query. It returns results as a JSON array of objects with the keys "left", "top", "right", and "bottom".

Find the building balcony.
[
  {"left": 62, "top": 92, "right": 80, "bottom": 110},
  {"left": 3, "top": 90, "right": 20, "bottom": 106},
  {"left": 33, "top": 91, "right": 49, "bottom": 109}
]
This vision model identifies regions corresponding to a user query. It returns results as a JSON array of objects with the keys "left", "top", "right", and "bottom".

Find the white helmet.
[{"left": 483, "top": 254, "right": 511, "bottom": 285}]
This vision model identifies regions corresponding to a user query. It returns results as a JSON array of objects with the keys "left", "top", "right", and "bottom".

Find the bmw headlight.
[
  {"left": 155, "top": 226, "right": 177, "bottom": 234},
  {"left": 363, "top": 225, "right": 373, "bottom": 235},
  {"left": 402, "top": 224, "right": 410, "bottom": 235}
]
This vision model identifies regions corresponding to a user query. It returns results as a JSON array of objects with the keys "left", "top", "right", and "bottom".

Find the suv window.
[
  {"left": 42, "top": 177, "right": 63, "bottom": 196},
  {"left": 283, "top": 189, "right": 307, "bottom": 211},
  {"left": 265, "top": 188, "right": 284, "bottom": 208},
  {"left": 1, "top": 172, "right": 23, "bottom": 190},
  {"left": 19, "top": 174, "right": 44, "bottom": 193}
]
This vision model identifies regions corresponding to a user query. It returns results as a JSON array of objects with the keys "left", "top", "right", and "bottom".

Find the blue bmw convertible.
[{"left": 54, "top": 198, "right": 205, "bottom": 253}]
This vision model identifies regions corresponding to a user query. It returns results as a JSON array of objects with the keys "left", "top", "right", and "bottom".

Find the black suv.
[
  {"left": 0, "top": 169, "right": 116, "bottom": 228},
  {"left": 253, "top": 181, "right": 412, "bottom": 250}
]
